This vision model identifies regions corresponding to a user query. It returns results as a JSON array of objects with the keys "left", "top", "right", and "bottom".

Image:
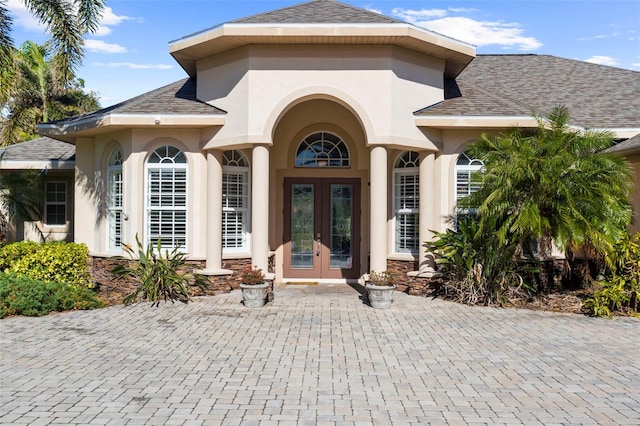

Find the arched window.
[
  {"left": 222, "top": 150, "right": 250, "bottom": 252},
  {"left": 107, "top": 149, "right": 123, "bottom": 250},
  {"left": 295, "top": 132, "right": 350, "bottom": 167},
  {"left": 455, "top": 151, "right": 484, "bottom": 201},
  {"left": 393, "top": 151, "right": 420, "bottom": 254},
  {"left": 145, "top": 145, "right": 187, "bottom": 250}
]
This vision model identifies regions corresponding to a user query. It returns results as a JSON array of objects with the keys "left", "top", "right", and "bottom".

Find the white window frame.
[
  {"left": 145, "top": 146, "right": 188, "bottom": 251},
  {"left": 106, "top": 150, "right": 123, "bottom": 251},
  {"left": 393, "top": 151, "right": 420, "bottom": 255},
  {"left": 222, "top": 150, "right": 250, "bottom": 254},
  {"left": 44, "top": 181, "right": 67, "bottom": 226},
  {"left": 455, "top": 151, "right": 484, "bottom": 218}
]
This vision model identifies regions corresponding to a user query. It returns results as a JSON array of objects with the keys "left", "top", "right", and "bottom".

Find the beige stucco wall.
[
  {"left": 197, "top": 45, "right": 444, "bottom": 150},
  {"left": 627, "top": 154, "right": 640, "bottom": 234}
]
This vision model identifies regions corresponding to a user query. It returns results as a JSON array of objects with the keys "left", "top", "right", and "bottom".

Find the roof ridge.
[{"left": 229, "top": 0, "right": 404, "bottom": 24}]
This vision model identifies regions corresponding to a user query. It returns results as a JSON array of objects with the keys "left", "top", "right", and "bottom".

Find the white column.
[
  {"left": 251, "top": 145, "right": 270, "bottom": 274},
  {"left": 418, "top": 151, "right": 437, "bottom": 274},
  {"left": 198, "top": 150, "right": 230, "bottom": 275},
  {"left": 369, "top": 146, "right": 388, "bottom": 272}
]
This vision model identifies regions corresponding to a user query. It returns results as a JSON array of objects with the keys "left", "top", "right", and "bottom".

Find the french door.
[{"left": 283, "top": 178, "right": 360, "bottom": 279}]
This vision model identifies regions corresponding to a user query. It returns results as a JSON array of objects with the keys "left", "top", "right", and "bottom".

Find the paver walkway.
[{"left": 1, "top": 284, "right": 639, "bottom": 425}]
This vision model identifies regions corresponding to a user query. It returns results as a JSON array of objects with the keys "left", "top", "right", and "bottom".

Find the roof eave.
[
  {"left": 0, "top": 160, "right": 75, "bottom": 170},
  {"left": 415, "top": 116, "right": 539, "bottom": 129},
  {"left": 38, "top": 113, "right": 226, "bottom": 138},
  {"left": 170, "top": 23, "right": 476, "bottom": 78}
]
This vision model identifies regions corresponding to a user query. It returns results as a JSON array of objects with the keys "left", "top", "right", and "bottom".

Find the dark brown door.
[{"left": 284, "top": 178, "right": 360, "bottom": 279}]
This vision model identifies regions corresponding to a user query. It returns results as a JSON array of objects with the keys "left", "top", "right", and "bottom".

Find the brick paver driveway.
[{"left": 1, "top": 284, "right": 639, "bottom": 425}]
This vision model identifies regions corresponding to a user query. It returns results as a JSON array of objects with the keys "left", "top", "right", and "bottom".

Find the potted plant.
[
  {"left": 239, "top": 265, "right": 268, "bottom": 307},
  {"left": 366, "top": 270, "right": 396, "bottom": 309}
]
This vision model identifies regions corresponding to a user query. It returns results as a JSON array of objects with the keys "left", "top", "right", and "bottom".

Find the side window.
[
  {"left": 222, "top": 150, "right": 250, "bottom": 252},
  {"left": 393, "top": 151, "right": 419, "bottom": 254},
  {"left": 145, "top": 145, "right": 187, "bottom": 250},
  {"left": 455, "top": 151, "right": 484, "bottom": 202},
  {"left": 107, "top": 149, "right": 123, "bottom": 250},
  {"left": 44, "top": 182, "right": 66, "bottom": 225}
]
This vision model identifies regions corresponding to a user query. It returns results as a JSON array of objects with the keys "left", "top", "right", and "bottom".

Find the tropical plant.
[
  {"left": 0, "top": 170, "right": 44, "bottom": 242},
  {"left": 239, "top": 264, "right": 265, "bottom": 285},
  {"left": 585, "top": 233, "right": 640, "bottom": 317},
  {"left": 111, "top": 235, "right": 208, "bottom": 306},
  {"left": 1, "top": 40, "right": 100, "bottom": 146},
  {"left": 0, "top": 0, "right": 105, "bottom": 85},
  {"left": 460, "top": 105, "right": 633, "bottom": 263},
  {"left": 367, "top": 270, "right": 395, "bottom": 287},
  {"left": 427, "top": 216, "right": 535, "bottom": 306}
]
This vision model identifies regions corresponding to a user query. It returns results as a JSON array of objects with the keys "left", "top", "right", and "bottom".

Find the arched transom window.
[
  {"left": 107, "top": 149, "right": 123, "bottom": 250},
  {"left": 145, "top": 145, "right": 187, "bottom": 250},
  {"left": 295, "top": 132, "right": 350, "bottom": 168},
  {"left": 222, "top": 150, "right": 250, "bottom": 252},
  {"left": 455, "top": 151, "right": 484, "bottom": 200},
  {"left": 393, "top": 151, "right": 420, "bottom": 254}
]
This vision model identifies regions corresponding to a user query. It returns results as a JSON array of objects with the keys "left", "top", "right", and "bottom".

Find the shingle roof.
[
  {"left": 45, "top": 78, "right": 225, "bottom": 127},
  {"left": 0, "top": 137, "right": 75, "bottom": 162},
  {"left": 230, "top": 0, "right": 403, "bottom": 24},
  {"left": 417, "top": 54, "right": 640, "bottom": 129},
  {"left": 610, "top": 134, "right": 640, "bottom": 153}
]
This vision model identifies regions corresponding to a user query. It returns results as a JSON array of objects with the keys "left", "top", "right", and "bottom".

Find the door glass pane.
[
  {"left": 291, "top": 184, "right": 314, "bottom": 268},
  {"left": 329, "top": 184, "right": 353, "bottom": 269}
]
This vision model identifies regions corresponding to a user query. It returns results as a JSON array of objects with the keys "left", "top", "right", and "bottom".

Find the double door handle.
[{"left": 316, "top": 232, "right": 321, "bottom": 256}]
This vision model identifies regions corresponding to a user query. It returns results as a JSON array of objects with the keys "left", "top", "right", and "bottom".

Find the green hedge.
[
  {"left": 0, "top": 241, "right": 92, "bottom": 288},
  {"left": 0, "top": 273, "right": 103, "bottom": 318}
]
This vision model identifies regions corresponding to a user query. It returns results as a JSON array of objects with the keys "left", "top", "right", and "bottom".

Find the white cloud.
[
  {"left": 391, "top": 8, "right": 542, "bottom": 51},
  {"left": 585, "top": 56, "right": 619, "bottom": 66},
  {"left": 85, "top": 40, "right": 127, "bottom": 54},
  {"left": 392, "top": 8, "right": 448, "bottom": 19},
  {"left": 364, "top": 5, "right": 382, "bottom": 14},
  {"left": 93, "top": 62, "right": 174, "bottom": 70},
  {"left": 94, "top": 7, "right": 135, "bottom": 36},
  {"left": 6, "top": 0, "right": 46, "bottom": 32}
]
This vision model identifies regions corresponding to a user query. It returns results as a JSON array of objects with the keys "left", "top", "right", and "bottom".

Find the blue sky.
[{"left": 7, "top": 0, "right": 640, "bottom": 107}]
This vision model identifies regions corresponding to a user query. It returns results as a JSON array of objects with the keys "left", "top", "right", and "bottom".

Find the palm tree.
[
  {"left": 1, "top": 40, "right": 100, "bottom": 146},
  {"left": 461, "top": 105, "right": 633, "bottom": 261},
  {"left": 0, "top": 0, "right": 105, "bottom": 84}
]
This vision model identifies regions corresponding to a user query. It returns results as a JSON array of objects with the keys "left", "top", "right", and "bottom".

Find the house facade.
[{"left": 19, "top": 0, "right": 639, "bottom": 283}]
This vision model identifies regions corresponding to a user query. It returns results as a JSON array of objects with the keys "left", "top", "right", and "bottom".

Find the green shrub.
[
  {"left": 0, "top": 273, "right": 103, "bottom": 318},
  {"left": 0, "top": 241, "right": 40, "bottom": 271},
  {"left": 8, "top": 241, "right": 93, "bottom": 288},
  {"left": 426, "top": 217, "right": 536, "bottom": 306},
  {"left": 112, "top": 235, "right": 208, "bottom": 306},
  {"left": 586, "top": 233, "right": 640, "bottom": 317}
]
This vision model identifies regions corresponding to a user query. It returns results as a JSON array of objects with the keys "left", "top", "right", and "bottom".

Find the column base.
[
  {"left": 408, "top": 268, "right": 443, "bottom": 279},
  {"left": 195, "top": 268, "right": 233, "bottom": 276}
]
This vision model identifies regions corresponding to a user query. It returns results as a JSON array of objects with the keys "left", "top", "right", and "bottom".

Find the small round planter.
[
  {"left": 240, "top": 282, "right": 269, "bottom": 308},
  {"left": 366, "top": 284, "right": 396, "bottom": 309}
]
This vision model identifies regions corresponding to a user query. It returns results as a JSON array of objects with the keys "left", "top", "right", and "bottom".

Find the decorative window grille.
[
  {"left": 393, "top": 151, "right": 420, "bottom": 253},
  {"left": 107, "top": 150, "right": 123, "bottom": 250},
  {"left": 295, "top": 132, "right": 350, "bottom": 167},
  {"left": 222, "top": 150, "right": 249, "bottom": 252},
  {"left": 44, "top": 182, "right": 66, "bottom": 225},
  {"left": 145, "top": 146, "right": 187, "bottom": 250}
]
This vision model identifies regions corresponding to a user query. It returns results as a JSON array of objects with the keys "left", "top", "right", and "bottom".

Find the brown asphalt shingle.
[
  {"left": 417, "top": 54, "right": 640, "bottom": 129},
  {"left": 0, "top": 137, "right": 75, "bottom": 162},
  {"left": 45, "top": 78, "right": 225, "bottom": 127},
  {"left": 230, "top": 0, "right": 403, "bottom": 24}
]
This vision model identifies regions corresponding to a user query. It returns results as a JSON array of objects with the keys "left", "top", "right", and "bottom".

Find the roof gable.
[{"left": 231, "top": 0, "right": 403, "bottom": 24}]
